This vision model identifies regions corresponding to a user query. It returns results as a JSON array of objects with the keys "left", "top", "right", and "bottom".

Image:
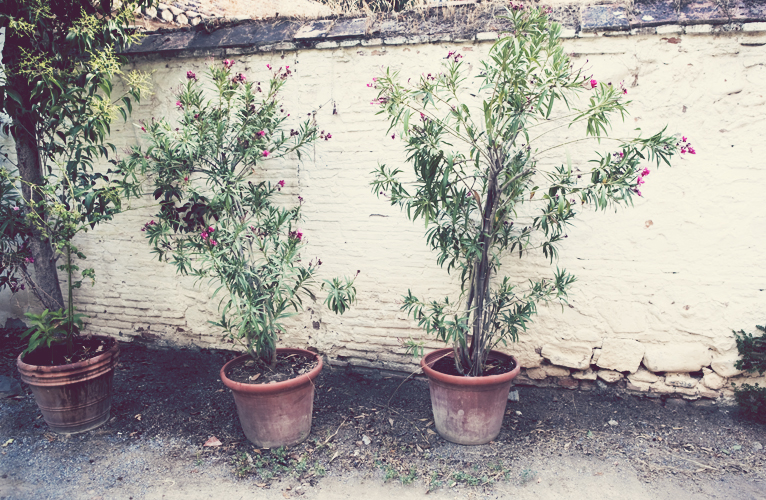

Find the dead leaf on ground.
[
  {"left": 204, "top": 436, "right": 222, "bottom": 447},
  {"left": 427, "top": 429, "right": 436, "bottom": 435},
  {"left": 2, "top": 439, "right": 13, "bottom": 447},
  {"left": 389, "top": 418, "right": 394, "bottom": 427},
  {"left": 134, "top": 414, "right": 142, "bottom": 421},
  {"left": 249, "top": 373, "right": 260, "bottom": 381}
]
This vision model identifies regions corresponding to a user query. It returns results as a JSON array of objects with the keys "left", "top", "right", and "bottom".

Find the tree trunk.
[{"left": 14, "top": 116, "right": 65, "bottom": 312}]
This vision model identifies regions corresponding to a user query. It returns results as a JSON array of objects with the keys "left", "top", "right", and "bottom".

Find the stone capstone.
[
  {"left": 591, "top": 348, "right": 601, "bottom": 365},
  {"left": 597, "top": 369, "right": 623, "bottom": 383},
  {"left": 541, "top": 343, "right": 593, "bottom": 370},
  {"left": 643, "top": 343, "right": 712, "bottom": 373},
  {"left": 159, "top": 8, "right": 174, "bottom": 22},
  {"left": 596, "top": 338, "right": 645, "bottom": 373},
  {"left": 176, "top": 14, "right": 188, "bottom": 25},
  {"left": 143, "top": 5, "right": 157, "bottom": 18}
]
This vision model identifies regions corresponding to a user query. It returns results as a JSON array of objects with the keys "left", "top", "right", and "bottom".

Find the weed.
[
  {"left": 451, "top": 471, "right": 489, "bottom": 487},
  {"left": 429, "top": 471, "right": 443, "bottom": 491},
  {"left": 313, "top": 464, "right": 326, "bottom": 477},
  {"left": 400, "top": 467, "right": 418, "bottom": 485},
  {"left": 519, "top": 468, "right": 538, "bottom": 485},
  {"left": 384, "top": 465, "right": 399, "bottom": 482}
]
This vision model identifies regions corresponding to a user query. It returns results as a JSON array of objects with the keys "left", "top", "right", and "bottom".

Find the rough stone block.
[
  {"left": 143, "top": 6, "right": 157, "bottom": 18},
  {"left": 699, "top": 387, "right": 719, "bottom": 399},
  {"left": 702, "top": 371, "right": 725, "bottom": 390},
  {"left": 665, "top": 373, "right": 698, "bottom": 389},
  {"left": 711, "top": 350, "right": 743, "bottom": 377},
  {"left": 557, "top": 377, "right": 579, "bottom": 389},
  {"left": 543, "top": 364, "right": 570, "bottom": 377},
  {"left": 627, "top": 380, "right": 651, "bottom": 392},
  {"left": 159, "top": 8, "right": 174, "bottom": 22},
  {"left": 572, "top": 368, "right": 598, "bottom": 381},
  {"left": 176, "top": 14, "right": 188, "bottom": 25},
  {"left": 597, "top": 369, "right": 623, "bottom": 383},
  {"left": 629, "top": 368, "right": 660, "bottom": 384},
  {"left": 525, "top": 367, "right": 546, "bottom": 380},
  {"left": 679, "top": 0, "right": 728, "bottom": 25},
  {"left": 541, "top": 343, "right": 593, "bottom": 370},
  {"left": 591, "top": 348, "right": 601, "bottom": 364},
  {"left": 510, "top": 343, "right": 544, "bottom": 368},
  {"left": 597, "top": 338, "right": 645, "bottom": 373},
  {"left": 168, "top": 6, "right": 183, "bottom": 16},
  {"left": 643, "top": 343, "right": 712, "bottom": 373}
]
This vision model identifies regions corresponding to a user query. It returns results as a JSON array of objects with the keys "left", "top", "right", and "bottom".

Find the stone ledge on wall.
[{"left": 122, "top": 0, "right": 766, "bottom": 59}]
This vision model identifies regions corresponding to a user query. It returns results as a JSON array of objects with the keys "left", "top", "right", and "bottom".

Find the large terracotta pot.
[
  {"left": 17, "top": 337, "right": 120, "bottom": 435},
  {"left": 421, "top": 348, "right": 520, "bottom": 445},
  {"left": 220, "top": 348, "right": 322, "bottom": 448}
]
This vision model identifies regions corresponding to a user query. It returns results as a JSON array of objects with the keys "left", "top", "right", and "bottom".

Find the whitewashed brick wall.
[{"left": 2, "top": 27, "right": 765, "bottom": 397}]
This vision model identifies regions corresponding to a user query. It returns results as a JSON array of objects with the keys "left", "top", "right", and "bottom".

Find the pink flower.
[
  {"left": 257, "top": 130, "right": 266, "bottom": 137},
  {"left": 391, "top": 133, "right": 396, "bottom": 139},
  {"left": 289, "top": 230, "right": 303, "bottom": 242},
  {"left": 211, "top": 240, "right": 217, "bottom": 246},
  {"left": 201, "top": 232, "right": 208, "bottom": 239},
  {"left": 208, "top": 226, "right": 215, "bottom": 233},
  {"left": 278, "top": 180, "right": 285, "bottom": 188},
  {"left": 633, "top": 188, "right": 642, "bottom": 197},
  {"left": 186, "top": 70, "right": 197, "bottom": 80},
  {"left": 641, "top": 168, "right": 650, "bottom": 177},
  {"left": 184, "top": 176, "right": 189, "bottom": 181},
  {"left": 141, "top": 126, "right": 146, "bottom": 132},
  {"left": 623, "top": 88, "right": 627, "bottom": 95},
  {"left": 266, "top": 64, "right": 272, "bottom": 70},
  {"left": 176, "top": 101, "right": 183, "bottom": 109},
  {"left": 681, "top": 148, "right": 687, "bottom": 154},
  {"left": 590, "top": 79, "right": 597, "bottom": 89},
  {"left": 687, "top": 146, "right": 696, "bottom": 154},
  {"left": 366, "top": 83, "right": 373, "bottom": 87},
  {"left": 372, "top": 77, "right": 378, "bottom": 82},
  {"left": 637, "top": 176, "right": 645, "bottom": 185},
  {"left": 325, "top": 133, "right": 332, "bottom": 139},
  {"left": 682, "top": 136, "right": 687, "bottom": 142},
  {"left": 232, "top": 73, "right": 246, "bottom": 84},
  {"left": 24, "top": 257, "right": 34, "bottom": 264},
  {"left": 12, "top": 206, "right": 19, "bottom": 211},
  {"left": 263, "top": 150, "right": 270, "bottom": 157},
  {"left": 223, "top": 59, "right": 235, "bottom": 69}
]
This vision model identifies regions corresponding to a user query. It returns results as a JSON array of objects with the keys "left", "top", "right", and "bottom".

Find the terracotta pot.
[
  {"left": 421, "top": 348, "right": 520, "bottom": 445},
  {"left": 17, "top": 337, "right": 120, "bottom": 435},
  {"left": 220, "top": 348, "right": 322, "bottom": 448}
]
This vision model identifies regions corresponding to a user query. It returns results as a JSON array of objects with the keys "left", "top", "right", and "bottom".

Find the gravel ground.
[{"left": 1, "top": 332, "right": 765, "bottom": 499}]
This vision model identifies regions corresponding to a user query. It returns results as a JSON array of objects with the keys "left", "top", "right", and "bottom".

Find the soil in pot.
[
  {"left": 225, "top": 352, "right": 318, "bottom": 385},
  {"left": 430, "top": 354, "right": 516, "bottom": 377},
  {"left": 22, "top": 336, "right": 115, "bottom": 367}
]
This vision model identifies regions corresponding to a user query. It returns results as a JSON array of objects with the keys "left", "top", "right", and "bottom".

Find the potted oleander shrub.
[
  {"left": 125, "top": 60, "right": 357, "bottom": 448},
  {"left": 371, "top": 5, "right": 687, "bottom": 444},
  {"left": 1, "top": 0, "right": 150, "bottom": 434}
]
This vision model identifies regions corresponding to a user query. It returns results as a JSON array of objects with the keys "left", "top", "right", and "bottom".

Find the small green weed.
[
  {"left": 400, "top": 467, "right": 418, "bottom": 485},
  {"left": 519, "top": 468, "right": 538, "bottom": 485}
]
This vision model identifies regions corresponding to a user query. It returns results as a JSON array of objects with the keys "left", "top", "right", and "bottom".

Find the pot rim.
[
  {"left": 220, "top": 347, "right": 323, "bottom": 395},
  {"left": 17, "top": 335, "right": 119, "bottom": 374},
  {"left": 421, "top": 347, "right": 520, "bottom": 387}
]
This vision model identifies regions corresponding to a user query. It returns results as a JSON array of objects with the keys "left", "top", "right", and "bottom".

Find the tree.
[
  {"left": 371, "top": 6, "right": 686, "bottom": 376},
  {"left": 0, "top": 0, "right": 151, "bottom": 315}
]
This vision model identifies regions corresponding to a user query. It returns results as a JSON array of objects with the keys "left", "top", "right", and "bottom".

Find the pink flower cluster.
[
  {"left": 509, "top": 1, "right": 525, "bottom": 10},
  {"left": 319, "top": 130, "right": 332, "bottom": 141},
  {"left": 186, "top": 71, "right": 197, "bottom": 81},
  {"left": 141, "top": 220, "right": 157, "bottom": 232},
  {"left": 257, "top": 130, "right": 266, "bottom": 137},
  {"left": 679, "top": 136, "right": 696, "bottom": 155},
  {"left": 223, "top": 59, "right": 235, "bottom": 69},
  {"left": 288, "top": 230, "right": 303, "bottom": 242},
  {"left": 24, "top": 257, "right": 34, "bottom": 264},
  {"left": 446, "top": 51, "right": 463, "bottom": 62},
  {"left": 590, "top": 79, "right": 597, "bottom": 89},
  {"left": 176, "top": 101, "right": 184, "bottom": 109},
  {"left": 633, "top": 167, "right": 651, "bottom": 197},
  {"left": 277, "top": 179, "right": 285, "bottom": 191},
  {"left": 232, "top": 73, "right": 246, "bottom": 84},
  {"left": 201, "top": 226, "right": 217, "bottom": 246}
]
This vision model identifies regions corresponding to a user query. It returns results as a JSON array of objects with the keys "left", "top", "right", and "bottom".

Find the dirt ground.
[{"left": 1, "top": 330, "right": 764, "bottom": 500}]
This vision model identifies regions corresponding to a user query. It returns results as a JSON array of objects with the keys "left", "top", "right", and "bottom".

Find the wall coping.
[{"left": 122, "top": 0, "right": 766, "bottom": 59}]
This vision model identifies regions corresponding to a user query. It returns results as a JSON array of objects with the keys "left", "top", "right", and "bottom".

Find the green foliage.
[
  {"left": 371, "top": 6, "right": 681, "bottom": 376},
  {"left": 0, "top": 0, "right": 151, "bottom": 352},
  {"left": 733, "top": 383, "right": 766, "bottom": 424},
  {"left": 20, "top": 308, "right": 84, "bottom": 357},
  {"left": 125, "top": 62, "right": 356, "bottom": 366},
  {"left": 734, "top": 325, "right": 766, "bottom": 375}
]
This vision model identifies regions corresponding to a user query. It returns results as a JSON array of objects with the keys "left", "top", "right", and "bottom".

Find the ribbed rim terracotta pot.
[
  {"left": 421, "top": 348, "right": 520, "bottom": 445},
  {"left": 17, "top": 337, "right": 120, "bottom": 435},
  {"left": 220, "top": 348, "right": 322, "bottom": 448}
]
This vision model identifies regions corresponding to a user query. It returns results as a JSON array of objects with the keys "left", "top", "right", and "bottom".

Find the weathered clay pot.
[
  {"left": 421, "top": 348, "right": 520, "bottom": 445},
  {"left": 220, "top": 348, "right": 322, "bottom": 448},
  {"left": 17, "top": 337, "right": 119, "bottom": 434}
]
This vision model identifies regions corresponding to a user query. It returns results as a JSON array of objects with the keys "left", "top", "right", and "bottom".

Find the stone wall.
[{"left": 2, "top": 2, "right": 766, "bottom": 401}]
